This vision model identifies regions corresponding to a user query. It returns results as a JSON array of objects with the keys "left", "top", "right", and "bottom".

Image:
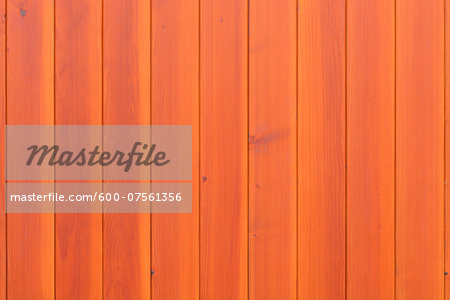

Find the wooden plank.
[
  {"left": 6, "top": 0, "right": 54, "bottom": 298},
  {"left": 346, "top": 0, "right": 395, "bottom": 298},
  {"left": 446, "top": 0, "right": 450, "bottom": 296},
  {"left": 200, "top": 0, "right": 248, "bottom": 298},
  {"left": 103, "top": 0, "right": 151, "bottom": 298},
  {"left": 248, "top": 0, "right": 296, "bottom": 298},
  {"left": 151, "top": 0, "right": 199, "bottom": 298},
  {"left": 297, "top": 0, "right": 346, "bottom": 298},
  {"left": 54, "top": 0, "right": 102, "bottom": 298},
  {"left": 0, "top": 0, "right": 4, "bottom": 297},
  {"left": 396, "top": 0, "right": 444, "bottom": 298}
]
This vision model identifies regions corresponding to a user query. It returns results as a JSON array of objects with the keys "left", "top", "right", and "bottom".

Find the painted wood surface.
[
  {"left": 6, "top": 1, "right": 54, "bottom": 298},
  {"left": 103, "top": 0, "right": 151, "bottom": 299},
  {"left": 200, "top": 0, "right": 248, "bottom": 298},
  {"left": 151, "top": 0, "right": 199, "bottom": 298},
  {"left": 298, "top": 0, "right": 346, "bottom": 298},
  {"left": 347, "top": 0, "right": 395, "bottom": 298},
  {"left": 55, "top": 0, "right": 102, "bottom": 298},
  {"left": 0, "top": 0, "right": 448, "bottom": 299},
  {"left": 396, "top": 0, "right": 444, "bottom": 298},
  {"left": 249, "top": 0, "right": 296, "bottom": 298}
]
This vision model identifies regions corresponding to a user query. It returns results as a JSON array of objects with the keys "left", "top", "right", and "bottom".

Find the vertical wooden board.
[
  {"left": 248, "top": 0, "right": 296, "bottom": 298},
  {"left": 346, "top": 0, "right": 395, "bottom": 299},
  {"left": 396, "top": 0, "right": 444, "bottom": 298},
  {"left": 54, "top": 0, "right": 102, "bottom": 298},
  {"left": 151, "top": 0, "right": 199, "bottom": 298},
  {"left": 200, "top": 0, "right": 248, "bottom": 299},
  {"left": 6, "top": 0, "right": 54, "bottom": 299},
  {"left": 446, "top": 0, "right": 450, "bottom": 296},
  {"left": 103, "top": 0, "right": 151, "bottom": 299},
  {"left": 297, "top": 0, "right": 345, "bottom": 298},
  {"left": 0, "top": 0, "right": 4, "bottom": 297}
]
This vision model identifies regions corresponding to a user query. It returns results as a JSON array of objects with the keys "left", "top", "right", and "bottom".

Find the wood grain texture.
[
  {"left": 248, "top": 0, "right": 297, "bottom": 298},
  {"left": 1, "top": 1, "right": 449, "bottom": 298},
  {"left": 446, "top": 0, "right": 450, "bottom": 297},
  {"left": 151, "top": 0, "right": 199, "bottom": 298},
  {"left": 297, "top": 0, "right": 346, "bottom": 298},
  {"left": 396, "top": 0, "right": 444, "bottom": 298},
  {"left": 0, "top": 0, "right": 4, "bottom": 297},
  {"left": 347, "top": 0, "right": 395, "bottom": 299},
  {"left": 54, "top": 0, "right": 102, "bottom": 298},
  {"left": 200, "top": 0, "right": 248, "bottom": 298},
  {"left": 103, "top": 0, "right": 151, "bottom": 298},
  {"left": 6, "top": 0, "right": 54, "bottom": 298}
]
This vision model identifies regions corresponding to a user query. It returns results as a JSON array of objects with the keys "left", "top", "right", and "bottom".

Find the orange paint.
[
  {"left": 103, "top": 0, "right": 151, "bottom": 298},
  {"left": 6, "top": 0, "right": 54, "bottom": 298},
  {"left": 298, "top": 0, "right": 346, "bottom": 298},
  {"left": 0, "top": 0, "right": 448, "bottom": 299},
  {"left": 249, "top": 0, "right": 297, "bottom": 298},
  {"left": 0, "top": 0, "right": 4, "bottom": 297},
  {"left": 347, "top": 0, "right": 395, "bottom": 298},
  {"left": 151, "top": 0, "right": 200, "bottom": 298},
  {"left": 55, "top": 0, "right": 102, "bottom": 298},
  {"left": 200, "top": 0, "right": 248, "bottom": 298},
  {"left": 396, "top": 0, "right": 444, "bottom": 298}
]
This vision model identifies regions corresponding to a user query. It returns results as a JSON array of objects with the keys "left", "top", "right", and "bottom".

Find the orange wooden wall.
[{"left": 0, "top": 0, "right": 448, "bottom": 299}]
